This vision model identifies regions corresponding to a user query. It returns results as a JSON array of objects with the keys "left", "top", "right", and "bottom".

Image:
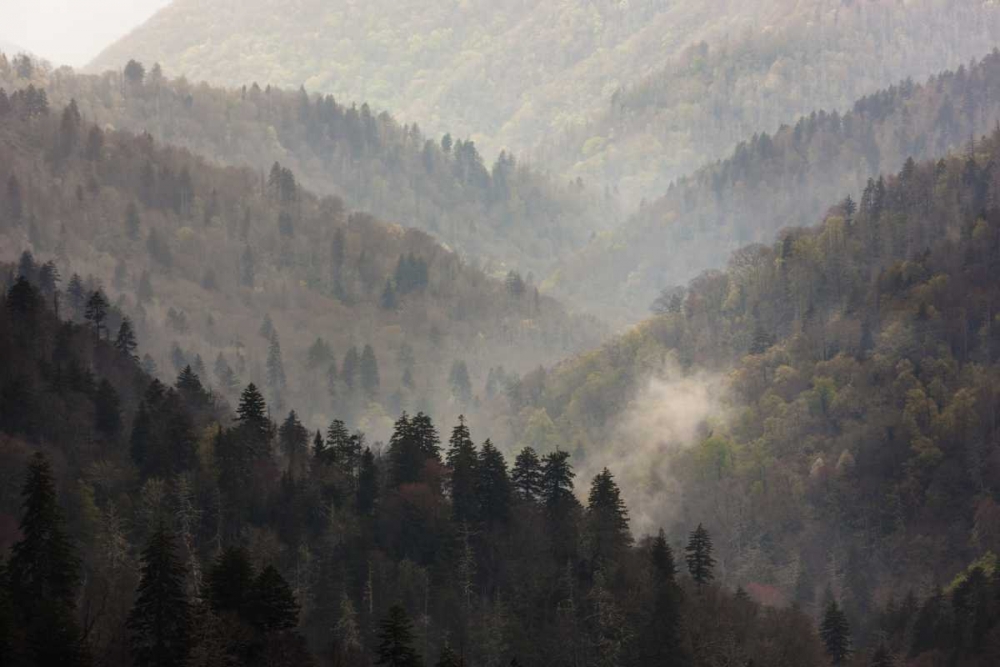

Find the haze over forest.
[{"left": 4, "top": 2, "right": 1000, "bottom": 666}]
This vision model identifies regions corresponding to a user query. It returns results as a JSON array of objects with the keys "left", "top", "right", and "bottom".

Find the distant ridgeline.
[
  {"left": 2, "top": 256, "right": 839, "bottom": 667},
  {"left": 0, "top": 70, "right": 605, "bottom": 447},
  {"left": 0, "top": 51, "right": 614, "bottom": 280},
  {"left": 509, "top": 120, "right": 1000, "bottom": 663},
  {"left": 551, "top": 49, "right": 1000, "bottom": 325}
]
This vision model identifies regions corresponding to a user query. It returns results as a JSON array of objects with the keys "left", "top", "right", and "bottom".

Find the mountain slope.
[
  {"left": 1, "top": 57, "right": 609, "bottom": 279},
  {"left": 509, "top": 127, "right": 1000, "bottom": 642},
  {"left": 0, "top": 82, "right": 604, "bottom": 443},
  {"left": 550, "top": 50, "right": 1000, "bottom": 324},
  {"left": 91, "top": 1, "right": 1000, "bottom": 188}
]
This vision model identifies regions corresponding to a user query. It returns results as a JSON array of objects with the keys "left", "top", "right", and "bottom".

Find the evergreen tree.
[
  {"left": 278, "top": 410, "right": 309, "bottom": 475},
  {"left": 127, "top": 521, "right": 191, "bottom": 667},
  {"left": 512, "top": 447, "right": 543, "bottom": 502},
  {"left": 869, "top": 644, "right": 892, "bottom": 667},
  {"left": 435, "top": 643, "right": 460, "bottom": 667},
  {"left": 446, "top": 416, "right": 479, "bottom": 524},
  {"left": 94, "top": 378, "right": 122, "bottom": 438},
  {"left": 477, "top": 439, "right": 511, "bottom": 526},
  {"left": 85, "top": 289, "right": 110, "bottom": 338},
  {"left": 237, "top": 383, "right": 269, "bottom": 437},
  {"left": 541, "top": 450, "right": 575, "bottom": 508},
  {"left": 685, "top": 524, "right": 715, "bottom": 588},
  {"left": 115, "top": 316, "right": 139, "bottom": 361},
  {"left": 360, "top": 344, "right": 380, "bottom": 398},
  {"left": 206, "top": 546, "right": 255, "bottom": 617},
  {"left": 376, "top": 604, "right": 423, "bottom": 667},
  {"left": 357, "top": 446, "right": 379, "bottom": 514},
  {"left": 8, "top": 453, "right": 86, "bottom": 666},
  {"left": 342, "top": 347, "right": 360, "bottom": 390},
  {"left": 585, "top": 468, "right": 632, "bottom": 564},
  {"left": 640, "top": 528, "right": 684, "bottom": 664},
  {"left": 266, "top": 332, "right": 287, "bottom": 392},
  {"left": 651, "top": 529, "right": 677, "bottom": 581},
  {"left": 213, "top": 353, "right": 238, "bottom": 393},
  {"left": 306, "top": 337, "right": 332, "bottom": 367},
  {"left": 820, "top": 597, "right": 851, "bottom": 665},
  {"left": 250, "top": 565, "right": 299, "bottom": 632}
]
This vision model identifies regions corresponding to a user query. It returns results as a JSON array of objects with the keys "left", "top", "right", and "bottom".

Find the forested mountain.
[
  {"left": 0, "top": 77, "right": 604, "bottom": 446},
  {"left": 0, "top": 268, "right": 834, "bottom": 666},
  {"left": 540, "top": 0, "right": 1000, "bottom": 205},
  {"left": 91, "top": 1, "right": 1000, "bottom": 195},
  {"left": 503, "top": 124, "right": 1000, "bottom": 662},
  {"left": 0, "top": 53, "right": 609, "bottom": 278},
  {"left": 550, "top": 50, "right": 1000, "bottom": 324}
]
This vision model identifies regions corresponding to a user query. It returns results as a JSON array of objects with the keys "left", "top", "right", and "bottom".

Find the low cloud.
[{"left": 578, "top": 363, "right": 729, "bottom": 537}]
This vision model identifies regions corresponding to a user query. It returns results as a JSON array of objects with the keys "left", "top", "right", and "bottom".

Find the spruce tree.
[
  {"left": 477, "top": 439, "right": 511, "bottom": 526},
  {"left": 84, "top": 289, "right": 110, "bottom": 338},
  {"left": 8, "top": 453, "right": 86, "bottom": 666},
  {"left": 685, "top": 524, "right": 715, "bottom": 588},
  {"left": 115, "top": 317, "right": 139, "bottom": 361},
  {"left": 236, "top": 383, "right": 270, "bottom": 441},
  {"left": 820, "top": 597, "right": 851, "bottom": 665},
  {"left": 446, "top": 416, "right": 479, "bottom": 524},
  {"left": 376, "top": 604, "right": 423, "bottom": 667},
  {"left": 357, "top": 447, "right": 379, "bottom": 514},
  {"left": 266, "top": 332, "right": 287, "bottom": 392},
  {"left": 127, "top": 521, "right": 191, "bottom": 667},
  {"left": 540, "top": 450, "right": 575, "bottom": 508},
  {"left": 250, "top": 565, "right": 299, "bottom": 632},
  {"left": 206, "top": 546, "right": 255, "bottom": 617},
  {"left": 585, "top": 468, "right": 632, "bottom": 564}
]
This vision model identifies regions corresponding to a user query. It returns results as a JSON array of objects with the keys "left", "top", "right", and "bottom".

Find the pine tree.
[
  {"left": 8, "top": 453, "right": 86, "bottom": 666},
  {"left": 250, "top": 565, "right": 299, "bottom": 633},
  {"left": 512, "top": 447, "right": 543, "bottom": 502},
  {"left": 237, "top": 383, "right": 269, "bottom": 439},
  {"left": 585, "top": 468, "right": 632, "bottom": 564},
  {"left": 820, "top": 598, "right": 851, "bottom": 665},
  {"left": 376, "top": 604, "right": 423, "bottom": 667},
  {"left": 206, "top": 546, "right": 255, "bottom": 617},
  {"left": 357, "top": 447, "right": 379, "bottom": 514},
  {"left": 651, "top": 529, "right": 677, "bottom": 582},
  {"left": 477, "top": 439, "right": 511, "bottom": 526},
  {"left": 446, "top": 416, "right": 479, "bottom": 524},
  {"left": 85, "top": 289, "right": 110, "bottom": 338},
  {"left": 127, "top": 521, "right": 192, "bottom": 667},
  {"left": 278, "top": 410, "right": 309, "bottom": 476},
  {"left": 115, "top": 316, "right": 139, "bottom": 361},
  {"left": 641, "top": 528, "right": 684, "bottom": 664},
  {"left": 541, "top": 450, "right": 575, "bottom": 508},
  {"left": 685, "top": 524, "right": 715, "bottom": 588}
]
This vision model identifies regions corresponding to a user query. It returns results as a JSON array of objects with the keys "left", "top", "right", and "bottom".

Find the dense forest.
[
  {"left": 540, "top": 0, "right": 1000, "bottom": 205},
  {"left": 550, "top": 49, "right": 1000, "bottom": 324},
  {"left": 505, "top": 121, "right": 1000, "bottom": 664},
  {"left": 0, "top": 265, "right": 839, "bottom": 666},
  {"left": 0, "top": 53, "right": 610, "bottom": 279},
  {"left": 0, "top": 75, "right": 604, "bottom": 446}
]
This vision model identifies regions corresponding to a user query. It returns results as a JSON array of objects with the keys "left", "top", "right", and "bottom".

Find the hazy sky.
[{"left": 0, "top": 0, "right": 171, "bottom": 67}]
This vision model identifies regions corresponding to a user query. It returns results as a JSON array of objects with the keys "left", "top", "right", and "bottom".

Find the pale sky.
[{"left": 0, "top": 0, "right": 171, "bottom": 67}]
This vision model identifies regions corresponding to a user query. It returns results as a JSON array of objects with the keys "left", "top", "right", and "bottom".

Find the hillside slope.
[
  {"left": 0, "top": 54, "right": 609, "bottom": 278},
  {"left": 550, "top": 50, "right": 1000, "bottom": 324},
  {"left": 540, "top": 0, "right": 1000, "bottom": 205},
  {"left": 91, "top": 1, "right": 1000, "bottom": 192},
  {"left": 0, "top": 82, "right": 604, "bottom": 443},
  {"left": 506, "top": 126, "right": 1000, "bottom": 646}
]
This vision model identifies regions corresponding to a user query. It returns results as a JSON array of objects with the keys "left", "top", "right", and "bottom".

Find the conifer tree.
[
  {"left": 278, "top": 410, "right": 309, "bottom": 475},
  {"left": 541, "top": 450, "right": 575, "bottom": 508},
  {"left": 512, "top": 447, "right": 543, "bottom": 502},
  {"left": 127, "top": 521, "right": 191, "bottom": 667},
  {"left": 477, "top": 439, "right": 511, "bottom": 526},
  {"left": 266, "top": 332, "right": 287, "bottom": 392},
  {"left": 685, "top": 524, "right": 715, "bottom": 588},
  {"left": 357, "top": 447, "right": 379, "bottom": 515},
  {"left": 206, "top": 546, "right": 255, "bottom": 618},
  {"left": 585, "top": 468, "right": 632, "bottom": 564},
  {"left": 250, "top": 565, "right": 299, "bottom": 632},
  {"left": 435, "top": 643, "right": 460, "bottom": 667},
  {"left": 237, "top": 383, "right": 269, "bottom": 438},
  {"left": 94, "top": 378, "right": 122, "bottom": 438},
  {"left": 820, "top": 597, "right": 851, "bottom": 665},
  {"left": 342, "top": 346, "right": 360, "bottom": 390},
  {"left": 446, "top": 416, "right": 479, "bottom": 524},
  {"left": 85, "top": 289, "right": 110, "bottom": 338},
  {"left": 8, "top": 453, "right": 86, "bottom": 666},
  {"left": 376, "top": 604, "right": 423, "bottom": 667},
  {"left": 116, "top": 316, "right": 139, "bottom": 361}
]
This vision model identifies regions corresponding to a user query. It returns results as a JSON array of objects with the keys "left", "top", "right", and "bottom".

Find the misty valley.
[{"left": 4, "top": 1, "right": 1000, "bottom": 666}]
